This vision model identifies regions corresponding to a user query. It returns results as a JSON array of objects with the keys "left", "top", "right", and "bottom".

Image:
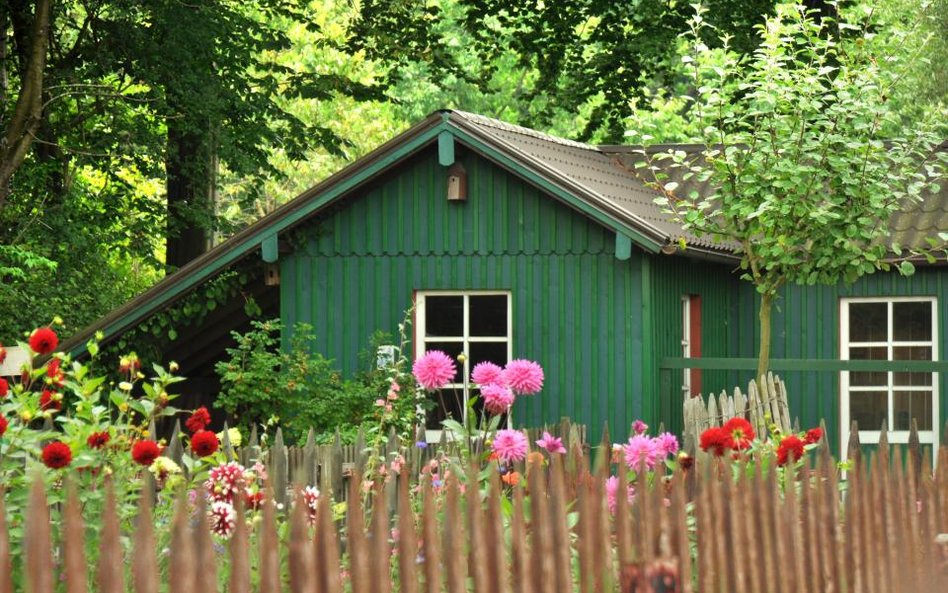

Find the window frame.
[
  {"left": 414, "top": 290, "right": 513, "bottom": 439},
  {"left": 839, "top": 296, "right": 939, "bottom": 457}
]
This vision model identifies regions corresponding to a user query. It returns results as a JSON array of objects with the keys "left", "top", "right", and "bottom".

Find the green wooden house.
[{"left": 61, "top": 110, "right": 947, "bottom": 455}]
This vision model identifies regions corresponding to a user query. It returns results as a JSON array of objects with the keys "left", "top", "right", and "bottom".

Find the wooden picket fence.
[
  {"left": 162, "top": 419, "right": 588, "bottom": 504},
  {"left": 12, "top": 432, "right": 948, "bottom": 592},
  {"left": 682, "top": 372, "right": 792, "bottom": 454}
]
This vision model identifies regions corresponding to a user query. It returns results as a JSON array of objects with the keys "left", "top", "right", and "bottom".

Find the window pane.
[
  {"left": 893, "top": 301, "right": 932, "bottom": 342},
  {"left": 424, "top": 297, "right": 463, "bottom": 336},
  {"left": 469, "top": 295, "right": 508, "bottom": 336},
  {"left": 849, "top": 303, "right": 889, "bottom": 342},
  {"left": 849, "top": 302, "right": 888, "bottom": 342},
  {"left": 425, "top": 387, "right": 465, "bottom": 429},
  {"left": 469, "top": 341, "right": 509, "bottom": 372},
  {"left": 850, "top": 391, "right": 888, "bottom": 431},
  {"left": 849, "top": 347, "right": 888, "bottom": 386},
  {"left": 424, "top": 342, "right": 464, "bottom": 384},
  {"left": 893, "top": 390, "right": 932, "bottom": 430},
  {"left": 893, "top": 346, "right": 933, "bottom": 386}
]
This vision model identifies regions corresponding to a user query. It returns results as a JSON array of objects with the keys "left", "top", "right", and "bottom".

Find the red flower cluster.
[
  {"left": 46, "top": 359, "right": 65, "bottom": 387},
  {"left": 40, "top": 390, "right": 62, "bottom": 411},
  {"left": 191, "top": 430, "right": 220, "bottom": 457},
  {"left": 0, "top": 377, "right": 8, "bottom": 398},
  {"left": 804, "top": 427, "right": 823, "bottom": 445},
  {"left": 132, "top": 439, "right": 161, "bottom": 466},
  {"left": 42, "top": 441, "right": 72, "bottom": 469},
  {"left": 699, "top": 418, "right": 756, "bottom": 456},
  {"left": 87, "top": 431, "right": 110, "bottom": 449},
  {"left": 245, "top": 490, "right": 265, "bottom": 511},
  {"left": 29, "top": 327, "right": 58, "bottom": 355},
  {"left": 0, "top": 416, "right": 7, "bottom": 438},
  {"left": 777, "top": 435, "right": 805, "bottom": 466},
  {"left": 186, "top": 407, "right": 211, "bottom": 434}
]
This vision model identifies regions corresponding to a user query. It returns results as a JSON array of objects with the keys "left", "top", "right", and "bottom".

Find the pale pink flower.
[
  {"left": 623, "top": 435, "right": 661, "bottom": 470},
  {"left": 502, "top": 359, "right": 544, "bottom": 395},
  {"left": 413, "top": 350, "right": 456, "bottom": 390},
  {"left": 492, "top": 429, "right": 529, "bottom": 463},
  {"left": 209, "top": 501, "right": 236, "bottom": 538},
  {"left": 471, "top": 361, "right": 504, "bottom": 386},
  {"left": 632, "top": 420, "right": 649, "bottom": 435},
  {"left": 481, "top": 383, "right": 515, "bottom": 415},
  {"left": 535, "top": 431, "right": 566, "bottom": 455},
  {"left": 300, "top": 486, "right": 319, "bottom": 525},
  {"left": 654, "top": 432, "right": 679, "bottom": 457},
  {"left": 605, "top": 476, "right": 636, "bottom": 515}
]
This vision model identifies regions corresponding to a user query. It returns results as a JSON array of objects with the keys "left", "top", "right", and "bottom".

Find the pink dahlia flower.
[
  {"left": 655, "top": 432, "right": 679, "bottom": 457},
  {"left": 471, "top": 361, "right": 504, "bottom": 386},
  {"left": 492, "top": 429, "right": 529, "bottom": 463},
  {"left": 209, "top": 501, "right": 237, "bottom": 538},
  {"left": 632, "top": 419, "right": 649, "bottom": 435},
  {"left": 481, "top": 383, "right": 515, "bottom": 415},
  {"left": 412, "top": 350, "right": 456, "bottom": 390},
  {"left": 535, "top": 431, "right": 566, "bottom": 455},
  {"left": 623, "top": 435, "right": 661, "bottom": 470},
  {"left": 502, "top": 359, "right": 544, "bottom": 395},
  {"left": 605, "top": 475, "right": 636, "bottom": 515}
]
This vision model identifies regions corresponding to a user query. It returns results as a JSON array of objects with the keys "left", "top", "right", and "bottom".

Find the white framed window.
[
  {"left": 415, "top": 291, "right": 512, "bottom": 435},
  {"left": 840, "top": 297, "right": 939, "bottom": 458}
]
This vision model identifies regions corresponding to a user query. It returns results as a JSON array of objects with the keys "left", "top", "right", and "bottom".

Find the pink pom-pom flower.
[
  {"left": 623, "top": 435, "right": 661, "bottom": 470},
  {"left": 481, "top": 383, "right": 515, "bottom": 415},
  {"left": 492, "top": 429, "right": 529, "bottom": 463},
  {"left": 471, "top": 361, "right": 504, "bottom": 386},
  {"left": 412, "top": 350, "right": 457, "bottom": 390},
  {"left": 502, "top": 359, "right": 544, "bottom": 395}
]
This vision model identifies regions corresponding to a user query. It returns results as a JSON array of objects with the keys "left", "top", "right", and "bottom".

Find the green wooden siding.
[
  {"left": 281, "top": 146, "right": 646, "bottom": 442},
  {"left": 725, "top": 268, "right": 948, "bottom": 455},
  {"left": 646, "top": 256, "right": 740, "bottom": 435}
]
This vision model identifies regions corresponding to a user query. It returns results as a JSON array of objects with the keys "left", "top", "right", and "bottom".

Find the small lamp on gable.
[{"left": 447, "top": 162, "right": 467, "bottom": 202}]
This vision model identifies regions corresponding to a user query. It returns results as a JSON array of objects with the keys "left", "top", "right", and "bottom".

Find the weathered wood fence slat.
[{"left": 11, "top": 427, "right": 948, "bottom": 592}]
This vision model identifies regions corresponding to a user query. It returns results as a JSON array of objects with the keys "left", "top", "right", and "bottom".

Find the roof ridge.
[{"left": 448, "top": 110, "right": 599, "bottom": 152}]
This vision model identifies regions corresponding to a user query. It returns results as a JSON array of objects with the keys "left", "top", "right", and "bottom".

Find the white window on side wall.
[
  {"left": 840, "top": 297, "right": 939, "bottom": 459},
  {"left": 415, "top": 291, "right": 512, "bottom": 435}
]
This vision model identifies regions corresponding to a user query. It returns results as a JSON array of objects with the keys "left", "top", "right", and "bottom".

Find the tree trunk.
[
  {"left": 165, "top": 120, "right": 213, "bottom": 270},
  {"left": 757, "top": 292, "right": 773, "bottom": 384},
  {"left": 0, "top": 0, "right": 51, "bottom": 208}
]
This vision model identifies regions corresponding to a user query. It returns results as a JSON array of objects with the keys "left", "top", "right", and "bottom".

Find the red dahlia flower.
[
  {"left": 804, "top": 427, "right": 823, "bottom": 445},
  {"left": 186, "top": 406, "right": 211, "bottom": 434},
  {"left": 29, "top": 327, "right": 59, "bottom": 355},
  {"left": 191, "top": 430, "right": 220, "bottom": 457},
  {"left": 777, "top": 435, "right": 805, "bottom": 466},
  {"left": 46, "top": 359, "right": 65, "bottom": 387},
  {"left": 132, "top": 439, "right": 161, "bottom": 466},
  {"left": 722, "top": 417, "right": 755, "bottom": 450},
  {"left": 699, "top": 426, "right": 730, "bottom": 457},
  {"left": 0, "top": 416, "right": 7, "bottom": 438},
  {"left": 87, "top": 431, "right": 110, "bottom": 449},
  {"left": 42, "top": 441, "right": 72, "bottom": 469},
  {"left": 0, "top": 377, "right": 8, "bottom": 398},
  {"left": 40, "top": 390, "right": 62, "bottom": 411}
]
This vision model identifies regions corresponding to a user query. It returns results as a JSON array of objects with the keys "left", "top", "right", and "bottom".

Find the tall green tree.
[{"left": 634, "top": 2, "right": 947, "bottom": 380}]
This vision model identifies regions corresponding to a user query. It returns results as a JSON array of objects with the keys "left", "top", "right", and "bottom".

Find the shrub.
[{"left": 214, "top": 320, "right": 377, "bottom": 444}]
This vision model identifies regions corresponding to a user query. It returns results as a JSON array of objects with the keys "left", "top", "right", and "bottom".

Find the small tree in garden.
[{"left": 631, "top": 2, "right": 948, "bottom": 379}]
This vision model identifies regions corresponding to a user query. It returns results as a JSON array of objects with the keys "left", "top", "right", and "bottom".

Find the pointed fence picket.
[
  {"left": 682, "top": 372, "right": 793, "bottom": 454},
  {"left": 9, "top": 431, "right": 947, "bottom": 592}
]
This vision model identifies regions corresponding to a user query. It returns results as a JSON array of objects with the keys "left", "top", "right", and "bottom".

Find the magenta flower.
[
  {"left": 632, "top": 420, "right": 648, "bottom": 435},
  {"left": 471, "top": 361, "right": 504, "bottom": 386},
  {"left": 481, "top": 383, "right": 515, "bottom": 415},
  {"left": 605, "top": 475, "right": 636, "bottom": 515},
  {"left": 412, "top": 350, "right": 457, "bottom": 390},
  {"left": 535, "top": 431, "right": 566, "bottom": 455},
  {"left": 623, "top": 435, "right": 661, "bottom": 470},
  {"left": 502, "top": 359, "right": 544, "bottom": 395},
  {"left": 654, "top": 432, "right": 679, "bottom": 456},
  {"left": 492, "top": 429, "right": 529, "bottom": 463}
]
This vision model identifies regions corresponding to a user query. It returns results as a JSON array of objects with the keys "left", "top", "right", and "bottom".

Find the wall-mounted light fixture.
[{"left": 447, "top": 162, "right": 467, "bottom": 202}]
